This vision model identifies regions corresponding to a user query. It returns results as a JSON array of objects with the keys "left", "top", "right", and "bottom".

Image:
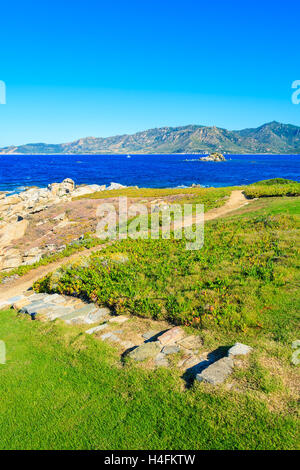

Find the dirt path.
[
  {"left": 204, "top": 189, "right": 248, "bottom": 221},
  {"left": 0, "top": 190, "right": 248, "bottom": 301}
]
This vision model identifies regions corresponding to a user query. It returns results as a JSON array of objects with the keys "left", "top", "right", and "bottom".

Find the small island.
[{"left": 199, "top": 152, "right": 226, "bottom": 162}]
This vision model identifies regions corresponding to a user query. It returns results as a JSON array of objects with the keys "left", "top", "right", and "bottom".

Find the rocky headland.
[{"left": 0, "top": 179, "right": 126, "bottom": 272}]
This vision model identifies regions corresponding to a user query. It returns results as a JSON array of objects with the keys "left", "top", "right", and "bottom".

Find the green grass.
[
  {"left": 34, "top": 206, "right": 300, "bottom": 337},
  {"left": 244, "top": 179, "right": 300, "bottom": 199},
  {"left": 73, "top": 185, "right": 232, "bottom": 211},
  {"left": 73, "top": 185, "right": 230, "bottom": 200},
  {"left": 0, "top": 309, "right": 298, "bottom": 450}
]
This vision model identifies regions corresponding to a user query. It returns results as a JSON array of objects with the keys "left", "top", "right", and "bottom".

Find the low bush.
[{"left": 34, "top": 213, "right": 300, "bottom": 334}]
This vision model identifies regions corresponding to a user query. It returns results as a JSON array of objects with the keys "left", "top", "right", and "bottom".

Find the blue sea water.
[{"left": 0, "top": 154, "right": 299, "bottom": 192}]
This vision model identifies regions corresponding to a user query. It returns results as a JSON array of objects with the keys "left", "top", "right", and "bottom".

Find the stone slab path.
[
  {"left": 1, "top": 292, "right": 252, "bottom": 385},
  {"left": 0, "top": 190, "right": 253, "bottom": 385}
]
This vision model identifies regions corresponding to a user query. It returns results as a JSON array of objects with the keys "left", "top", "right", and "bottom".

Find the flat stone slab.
[
  {"left": 155, "top": 353, "right": 169, "bottom": 367},
  {"left": 6, "top": 295, "right": 25, "bottom": 304},
  {"left": 85, "top": 323, "right": 108, "bottom": 335},
  {"left": 196, "top": 357, "right": 234, "bottom": 385},
  {"left": 178, "top": 354, "right": 200, "bottom": 369},
  {"left": 142, "top": 330, "right": 159, "bottom": 340},
  {"left": 162, "top": 345, "right": 180, "bottom": 355},
  {"left": 21, "top": 302, "right": 51, "bottom": 314},
  {"left": 119, "top": 340, "right": 135, "bottom": 350},
  {"left": 27, "top": 293, "right": 49, "bottom": 301},
  {"left": 158, "top": 327, "right": 184, "bottom": 346},
  {"left": 128, "top": 341, "right": 162, "bottom": 361},
  {"left": 45, "top": 307, "right": 75, "bottom": 320},
  {"left": 84, "top": 308, "right": 111, "bottom": 325},
  {"left": 108, "top": 315, "right": 129, "bottom": 324},
  {"left": 13, "top": 298, "right": 32, "bottom": 310},
  {"left": 43, "top": 294, "right": 66, "bottom": 304},
  {"left": 228, "top": 343, "right": 253, "bottom": 357},
  {"left": 59, "top": 304, "right": 98, "bottom": 323},
  {"left": 100, "top": 332, "right": 120, "bottom": 342},
  {"left": 178, "top": 335, "right": 203, "bottom": 351}
]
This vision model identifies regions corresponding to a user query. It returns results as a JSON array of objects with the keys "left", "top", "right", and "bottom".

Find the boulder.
[
  {"left": 228, "top": 342, "right": 253, "bottom": 357},
  {"left": 48, "top": 178, "right": 75, "bottom": 197},
  {"left": 200, "top": 152, "right": 226, "bottom": 162}
]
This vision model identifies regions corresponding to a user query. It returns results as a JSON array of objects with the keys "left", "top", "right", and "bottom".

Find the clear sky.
[{"left": 0, "top": 0, "right": 299, "bottom": 146}]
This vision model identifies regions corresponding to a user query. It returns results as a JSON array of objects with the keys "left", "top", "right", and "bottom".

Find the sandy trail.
[{"left": 0, "top": 190, "right": 248, "bottom": 301}]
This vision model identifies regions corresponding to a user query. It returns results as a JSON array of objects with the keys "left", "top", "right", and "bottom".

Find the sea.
[{"left": 0, "top": 154, "right": 299, "bottom": 193}]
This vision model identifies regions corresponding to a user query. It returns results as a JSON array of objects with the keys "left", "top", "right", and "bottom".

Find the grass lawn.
[{"left": 0, "top": 308, "right": 298, "bottom": 450}]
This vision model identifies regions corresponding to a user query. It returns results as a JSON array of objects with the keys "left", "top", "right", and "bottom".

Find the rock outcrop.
[
  {"left": 0, "top": 178, "right": 108, "bottom": 272},
  {"left": 199, "top": 152, "right": 226, "bottom": 162}
]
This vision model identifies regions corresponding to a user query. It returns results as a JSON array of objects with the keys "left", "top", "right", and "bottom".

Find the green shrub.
[
  {"left": 34, "top": 213, "right": 300, "bottom": 334},
  {"left": 244, "top": 181, "right": 300, "bottom": 199}
]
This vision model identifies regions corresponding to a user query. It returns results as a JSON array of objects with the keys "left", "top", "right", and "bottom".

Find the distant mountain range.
[{"left": 1, "top": 121, "right": 300, "bottom": 155}]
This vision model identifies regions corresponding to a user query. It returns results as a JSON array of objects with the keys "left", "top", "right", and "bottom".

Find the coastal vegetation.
[
  {"left": 34, "top": 199, "right": 300, "bottom": 336},
  {"left": 244, "top": 178, "right": 300, "bottom": 199}
]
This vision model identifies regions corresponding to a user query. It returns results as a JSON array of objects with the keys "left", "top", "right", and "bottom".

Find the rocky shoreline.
[{"left": 0, "top": 179, "right": 127, "bottom": 272}]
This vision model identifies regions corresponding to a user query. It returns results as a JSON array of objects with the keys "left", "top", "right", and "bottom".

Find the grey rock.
[
  {"left": 128, "top": 341, "right": 162, "bottom": 361},
  {"left": 162, "top": 345, "right": 180, "bottom": 355},
  {"left": 26, "top": 293, "right": 48, "bottom": 301},
  {"left": 196, "top": 357, "right": 234, "bottom": 385},
  {"left": 177, "top": 354, "right": 200, "bottom": 369},
  {"left": 292, "top": 340, "right": 300, "bottom": 349},
  {"left": 84, "top": 307, "right": 111, "bottom": 325},
  {"left": 59, "top": 304, "right": 98, "bottom": 323},
  {"left": 45, "top": 307, "right": 75, "bottom": 320},
  {"left": 142, "top": 330, "right": 158, "bottom": 340},
  {"left": 178, "top": 335, "right": 203, "bottom": 351},
  {"left": 43, "top": 294, "right": 66, "bottom": 304},
  {"left": 100, "top": 332, "right": 120, "bottom": 342},
  {"left": 21, "top": 301, "right": 49, "bottom": 314},
  {"left": 155, "top": 352, "right": 169, "bottom": 367},
  {"left": 107, "top": 334, "right": 121, "bottom": 343},
  {"left": 108, "top": 315, "right": 128, "bottom": 324},
  {"left": 228, "top": 342, "right": 253, "bottom": 357},
  {"left": 120, "top": 340, "right": 135, "bottom": 350},
  {"left": 85, "top": 323, "right": 108, "bottom": 335}
]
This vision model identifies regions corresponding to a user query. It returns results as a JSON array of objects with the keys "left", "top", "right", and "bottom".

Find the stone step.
[
  {"left": 59, "top": 304, "right": 100, "bottom": 324},
  {"left": 44, "top": 307, "right": 76, "bottom": 320},
  {"left": 196, "top": 357, "right": 234, "bottom": 385},
  {"left": 42, "top": 294, "right": 66, "bottom": 304},
  {"left": 21, "top": 301, "right": 52, "bottom": 315},
  {"left": 85, "top": 323, "right": 108, "bottom": 335}
]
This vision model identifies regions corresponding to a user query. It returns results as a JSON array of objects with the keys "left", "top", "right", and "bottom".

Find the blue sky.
[{"left": 0, "top": 0, "right": 299, "bottom": 146}]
